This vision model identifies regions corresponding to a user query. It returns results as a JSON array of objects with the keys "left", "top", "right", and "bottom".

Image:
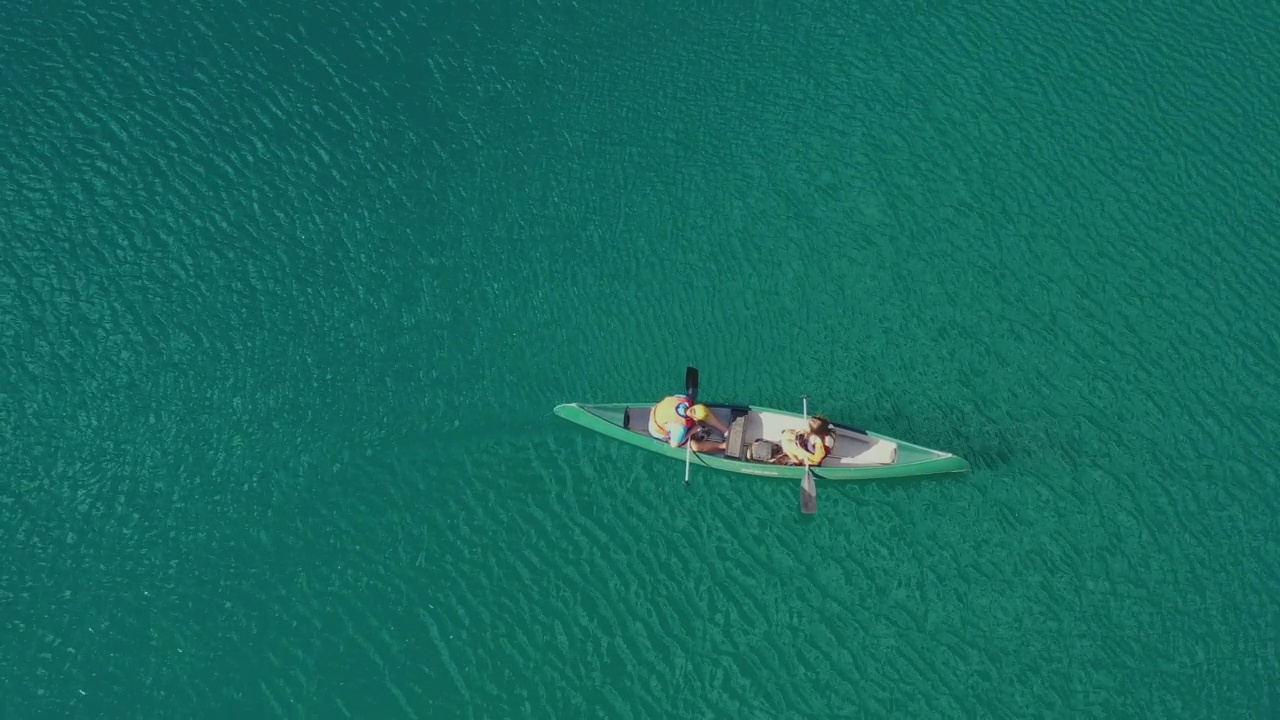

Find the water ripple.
[{"left": 4, "top": 0, "right": 1280, "bottom": 717}]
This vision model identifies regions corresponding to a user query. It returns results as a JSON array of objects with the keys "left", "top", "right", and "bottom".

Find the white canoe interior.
[{"left": 623, "top": 405, "right": 899, "bottom": 467}]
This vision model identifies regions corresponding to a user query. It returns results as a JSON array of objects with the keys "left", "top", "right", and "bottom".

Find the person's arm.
[
  {"left": 803, "top": 436, "right": 830, "bottom": 464},
  {"left": 705, "top": 412, "right": 730, "bottom": 436},
  {"left": 666, "top": 422, "right": 689, "bottom": 448}
]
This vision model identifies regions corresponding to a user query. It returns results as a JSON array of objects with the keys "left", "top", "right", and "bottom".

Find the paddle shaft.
[
  {"left": 800, "top": 395, "right": 817, "bottom": 513},
  {"left": 683, "top": 366, "right": 698, "bottom": 486}
]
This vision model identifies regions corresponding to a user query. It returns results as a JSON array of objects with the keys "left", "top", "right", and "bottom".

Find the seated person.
[
  {"left": 775, "top": 415, "right": 834, "bottom": 466},
  {"left": 648, "top": 393, "right": 729, "bottom": 453}
]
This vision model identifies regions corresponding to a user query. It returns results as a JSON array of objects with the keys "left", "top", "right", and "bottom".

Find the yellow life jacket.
[
  {"left": 648, "top": 394, "right": 694, "bottom": 438},
  {"left": 781, "top": 428, "right": 833, "bottom": 465}
]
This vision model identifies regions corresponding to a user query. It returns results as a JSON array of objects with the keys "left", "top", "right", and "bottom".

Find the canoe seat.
[{"left": 623, "top": 407, "right": 651, "bottom": 436}]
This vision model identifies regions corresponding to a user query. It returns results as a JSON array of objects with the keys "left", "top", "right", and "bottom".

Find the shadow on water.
[{"left": 959, "top": 441, "right": 1016, "bottom": 472}]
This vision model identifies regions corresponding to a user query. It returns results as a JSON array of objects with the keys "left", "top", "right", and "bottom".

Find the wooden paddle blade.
[
  {"left": 801, "top": 470, "right": 817, "bottom": 514},
  {"left": 685, "top": 366, "right": 699, "bottom": 399}
]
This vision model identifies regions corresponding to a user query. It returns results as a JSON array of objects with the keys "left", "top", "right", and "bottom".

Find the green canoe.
[{"left": 553, "top": 401, "right": 969, "bottom": 481}]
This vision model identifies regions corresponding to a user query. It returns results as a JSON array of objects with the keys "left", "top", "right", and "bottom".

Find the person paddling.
[
  {"left": 647, "top": 393, "right": 729, "bottom": 453},
  {"left": 777, "top": 415, "right": 834, "bottom": 466}
]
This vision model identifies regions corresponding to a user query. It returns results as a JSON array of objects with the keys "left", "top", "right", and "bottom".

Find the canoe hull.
[{"left": 553, "top": 402, "right": 969, "bottom": 481}]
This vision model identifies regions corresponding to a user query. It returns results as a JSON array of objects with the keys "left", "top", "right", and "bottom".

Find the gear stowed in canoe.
[{"left": 552, "top": 367, "right": 969, "bottom": 488}]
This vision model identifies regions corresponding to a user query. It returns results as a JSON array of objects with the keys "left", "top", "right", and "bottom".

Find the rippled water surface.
[{"left": 3, "top": 0, "right": 1279, "bottom": 717}]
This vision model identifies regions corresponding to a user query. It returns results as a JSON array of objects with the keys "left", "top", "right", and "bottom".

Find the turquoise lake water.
[{"left": 4, "top": 0, "right": 1279, "bottom": 717}]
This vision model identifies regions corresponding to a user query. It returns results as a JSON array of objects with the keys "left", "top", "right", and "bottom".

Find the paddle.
[
  {"left": 684, "top": 366, "right": 698, "bottom": 485},
  {"left": 801, "top": 394, "right": 817, "bottom": 514}
]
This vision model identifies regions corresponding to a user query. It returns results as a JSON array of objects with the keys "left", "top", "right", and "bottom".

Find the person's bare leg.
[{"left": 690, "top": 438, "right": 726, "bottom": 453}]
